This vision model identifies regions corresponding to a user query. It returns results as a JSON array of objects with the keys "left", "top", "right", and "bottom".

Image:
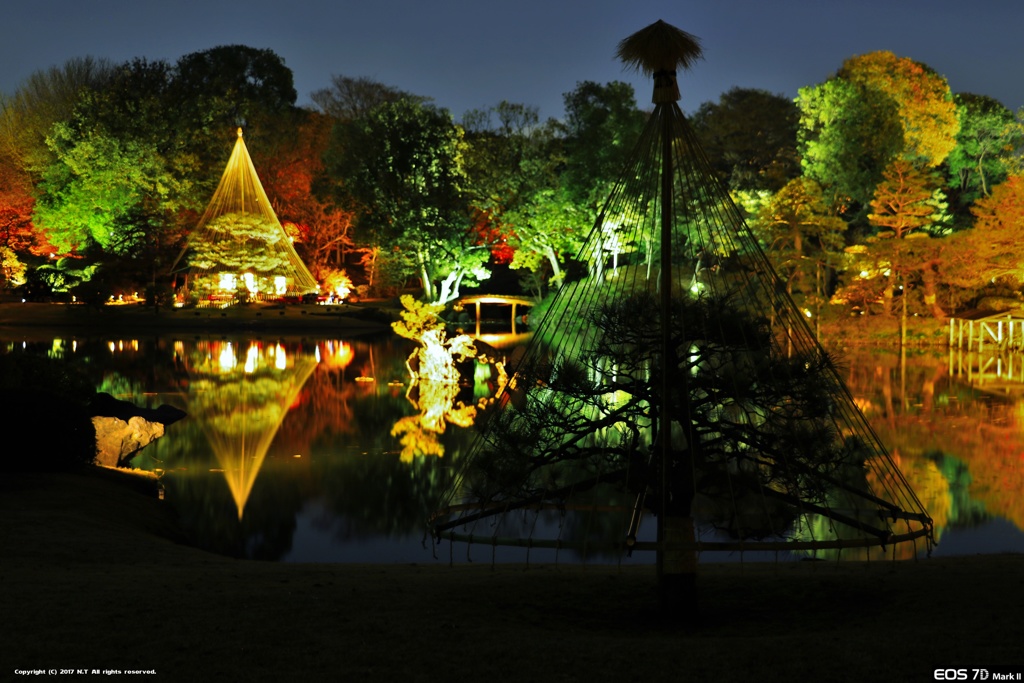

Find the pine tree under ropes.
[
  {"left": 172, "top": 128, "right": 318, "bottom": 302},
  {"left": 430, "top": 20, "right": 933, "bottom": 606}
]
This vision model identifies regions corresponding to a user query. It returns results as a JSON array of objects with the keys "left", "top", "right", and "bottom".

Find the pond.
[{"left": 3, "top": 330, "right": 1023, "bottom": 563}]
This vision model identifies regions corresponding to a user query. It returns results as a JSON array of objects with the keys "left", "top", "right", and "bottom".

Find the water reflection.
[
  {"left": 830, "top": 347, "right": 1024, "bottom": 559},
  {"left": 390, "top": 296, "right": 509, "bottom": 462},
  {"left": 180, "top": 339, "right": 318, "bottom": 519},
  {"left": 2, "top": 333, "right": 1023, "bottom": 561}
]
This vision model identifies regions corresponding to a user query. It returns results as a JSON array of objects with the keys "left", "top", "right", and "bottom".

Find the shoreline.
[
  {"left": 0, "top": 301, "right": 398, "bottom": 337},
  {"left": 2, "top": 467, "right": 1021, "bottom": 680}
]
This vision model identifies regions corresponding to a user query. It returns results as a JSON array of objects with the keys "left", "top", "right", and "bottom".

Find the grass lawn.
[{"left": 2, "top": 467, "right": 1022, "bottom": 682}]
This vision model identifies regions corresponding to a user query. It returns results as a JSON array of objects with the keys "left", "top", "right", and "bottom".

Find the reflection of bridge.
[
  {"left": 948, "top": 348, "right": 1024, "bottom": 396},
  {"left": 453, "top": 295, "right": 535, "bottom": 347}
]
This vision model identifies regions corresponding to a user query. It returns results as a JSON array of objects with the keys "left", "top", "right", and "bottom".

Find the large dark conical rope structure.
[{"left": 431, "top": 20, "right": 933, "bottom": 606}]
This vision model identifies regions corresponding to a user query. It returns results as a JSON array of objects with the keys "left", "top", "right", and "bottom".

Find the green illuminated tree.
[
  {"left": 33, "top": 122, "right": 192, "bottom": 254},
  {"left": 749, "top": 177, "right": 847, "bottom": 311},
  {"left": 797, "top": 77, "right": 903, "bottom": 210},
  {"left": 946, "top": 94, "right": 1023, "bottom": 212},
  {"left": 0, "top": 56, "right": 113, "bottom": 175},
  {"left": 462, "top": 101, "right": 576, "bottom": 291},
  {"left": 28, "top": 58, "right": 201, "bottom": 308},
  {"left": 323, "top": 98, "right": 485, "bottom": 303},
  {"left": 797, "top": 51, "right": 959, "bottom": 213},
  {"left": 462, "top": 101, "right": 559, "bottom": 219},
  {"left": 561, "top": 81, "right": 647, "bottom": 213},
  {"left": 505, "top": 185, "right": 588, "bottom": 292}
]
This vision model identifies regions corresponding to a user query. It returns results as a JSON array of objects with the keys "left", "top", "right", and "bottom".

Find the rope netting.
[
  {"left": 430, "top": 24, "right": 932, "bottom": 564},
  {"left": 172, "top": 129, "right": 318, "bottom": 302}
]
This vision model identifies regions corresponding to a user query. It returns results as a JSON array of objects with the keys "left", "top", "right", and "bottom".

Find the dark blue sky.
[{"left": 3, "top": 0, "right": 1022, "bottom": 119}]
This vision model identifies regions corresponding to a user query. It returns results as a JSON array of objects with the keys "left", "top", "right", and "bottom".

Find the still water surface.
[{"left": 4, "top": 331, "right": 1023, "bottom": 563}]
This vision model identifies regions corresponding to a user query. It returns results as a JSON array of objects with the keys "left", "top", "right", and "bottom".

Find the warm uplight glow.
[
  {"left": 174, "top": 130, "right": 319, "bottom": 303},
  {"left": 320, "top": 340, "right": 354, "bottom": 369},
  {"left": 274, "top": 343, "right": 287, "bottom": 370},
  {"left": 244, "top": 344, "right": 259, "bottom": 373},
  {"left": 219, "top": 342, "right": 236, "bottom": 371}
]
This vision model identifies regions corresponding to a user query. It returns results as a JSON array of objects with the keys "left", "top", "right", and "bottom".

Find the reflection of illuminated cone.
[{"left": 183, "top": 341, "right": 317, "bottom": 519}]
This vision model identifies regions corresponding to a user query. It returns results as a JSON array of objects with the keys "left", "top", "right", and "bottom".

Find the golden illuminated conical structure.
[
  {"left": 173, "top": 129, "right": 318, "bottom": 300},
  {"left": 431, "top": 20, "right": 933, "bottom": 597}
]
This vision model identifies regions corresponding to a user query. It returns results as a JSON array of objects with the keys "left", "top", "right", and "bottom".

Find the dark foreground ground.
[{"left": 2, "top": 467, "right": 1022, "bottom": 682}]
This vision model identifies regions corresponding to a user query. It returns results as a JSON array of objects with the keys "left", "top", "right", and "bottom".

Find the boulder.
[
  {"left": 92, "top": 415, "right": 166, "bottom": 467},
  {"left": 88, "top": 393, "right": 187, "bottom": 467}
]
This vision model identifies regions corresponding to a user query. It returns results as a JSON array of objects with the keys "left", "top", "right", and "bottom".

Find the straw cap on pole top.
[{"left": 616, "top": 19, "right": 703, "bottom": 103}]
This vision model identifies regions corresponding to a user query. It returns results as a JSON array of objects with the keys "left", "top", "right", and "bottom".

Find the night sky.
[{"left": 3, "top": 0, "right": 1023, "bottom": 119}]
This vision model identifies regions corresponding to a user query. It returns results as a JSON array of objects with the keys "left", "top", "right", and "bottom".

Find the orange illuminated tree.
[
  {"left": 256, "top": 112, "right": 355, "bottom": 281},
  {"left": 839, "top": 51, "right": 960, "bottom": 169},
  {"left": 867, "top": 159, "right": 950, "bottom": 334}
]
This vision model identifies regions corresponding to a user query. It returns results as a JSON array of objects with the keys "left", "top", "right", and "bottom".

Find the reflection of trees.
[
  {"left": 391, "top": 380, "right": 479, "bottom": 462},
  {"left": 459, "top": 291, "right": 882, "bottom": 546},
  {"left": 794, "top": 453, "right": 950, "bottom": 560},
  {"left": 275, "top": 365, "right": 359, "bottom": 453},
  {"left": 389, "top": 296, "right": 505, "bottom": 461},
  {"left": 840, "top": 349, "right": 1024, "bottom": 538},
  {"left": 160, "top": 460, "right": 310, "bottom": 560},
  {"left": 5, "top": 333, "right": 489, "bottom": 556},
  {"left": 312, "top": 438, "right": 466, "bottom": 541}
]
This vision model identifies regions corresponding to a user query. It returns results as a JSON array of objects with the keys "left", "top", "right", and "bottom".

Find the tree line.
[{"left": 0, "top": 45, "right": 1021, "bottom": 321}]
